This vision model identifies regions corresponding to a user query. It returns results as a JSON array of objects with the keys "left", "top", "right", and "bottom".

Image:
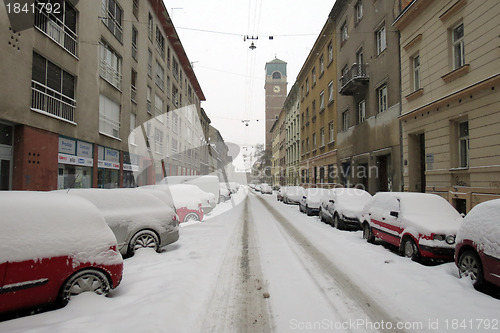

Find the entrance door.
[
  {"left": 377, "top": 155, "right": 389, "bottom": 192},
  {"left": 0, "top": 124, "right": 13, "bottom": 190}
]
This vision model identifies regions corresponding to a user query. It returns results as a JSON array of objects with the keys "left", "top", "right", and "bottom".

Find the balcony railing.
[
  {"left": 100, "top": 59, "right": 122, "bottom": 90},
  {"left": 31, "top": 81, "right": 75, "bottom": 122},
  {"left": 34, "top": 10, "right": 78, "bottom": 57},
  {"left": 339, "top": 63, "right": 369, "bottom": 95}
]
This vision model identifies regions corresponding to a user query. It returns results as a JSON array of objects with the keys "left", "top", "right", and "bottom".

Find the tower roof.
[{"left": 265, "top": 58, "right": 287, "bottom": 77}]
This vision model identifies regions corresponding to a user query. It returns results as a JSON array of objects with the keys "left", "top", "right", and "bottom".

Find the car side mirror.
[
  {"left": 302, "top": 196, "right": 307, "bottom": 199},
  {"left": 329, "top": 199, "right": 334, "bottom": 203},
  {"left": 390, "top": 211, "right": 399, "bottom": 218}
]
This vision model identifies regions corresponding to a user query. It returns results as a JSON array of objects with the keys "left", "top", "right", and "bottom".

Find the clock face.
[{"left": 273, "top": 85, "right": 280, "bottom": 93}]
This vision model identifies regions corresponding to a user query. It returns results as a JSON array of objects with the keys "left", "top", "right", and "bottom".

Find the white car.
[
  {"left": 324, "top": 188, "right": 372, "bottom": 230},
  {"left": 57, "top": 188, "right": 179, "bottom": 257},
  {"left": 282, "top": 186, "right": 305, "bottom": 205},
  {"left": 260, "top": 183, "right": 273, "bottom": 194},
  {"left": 361, "top": 192, "right": 463, "bottom": 262},
  {"left": 299, "top": 188, "right": 331, "bottom": 216}
]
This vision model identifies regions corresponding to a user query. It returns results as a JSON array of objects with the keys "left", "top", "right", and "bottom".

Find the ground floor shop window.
[
  {"left": 58, "top": 165, "right": 92, "bottom": 189},
  {"left": 123, "top": 171, "right": 136, "bottom": 188},
  {"left": 98, "top": 168, "right": 119, "bottom": 188}
]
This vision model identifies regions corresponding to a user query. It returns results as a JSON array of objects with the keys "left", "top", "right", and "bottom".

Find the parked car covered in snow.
[
  {"left": 324, "top": 188, "right": 372, "bottom": 230},
  {"left": 260, "top": 183, "right": 273, "bottom": 194},
  {"left": 299, "top": 188, "right": 331, "bottom": 216},
  {"left": 141, "top": 184, "right": 205, "bottom": 222},
  {"left": 361, "top": 192, "right": 463, "bottom": 262},
  {"left": 159, "top": 175, "right": 221, "bottom": 204},
  {"left": 277, "top": 186, "right": 288, "bottom": 202},
  {"left": 219, "top": 183, "right": 232, "bottom": 201},
  {"left": 282, "top": 186, "right": 305, "bottom": 205},
  {"left": 0, "top": 192, "right": 123, "bottom": 315},
  {"left": 455, "top": 199, "right": 500, "bottom": 289},
  {"left": 57, "top": 188, "right": 179, "bottom": 256}
]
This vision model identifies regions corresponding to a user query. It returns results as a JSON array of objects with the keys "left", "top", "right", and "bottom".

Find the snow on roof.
[
  {"left": 457, "top": 199, "right": 500, "bottom": 258},
  {"left": 0, "top": 191, "right": 121, "bottom": 266}
]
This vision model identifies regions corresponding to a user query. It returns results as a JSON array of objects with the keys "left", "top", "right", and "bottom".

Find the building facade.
[
  {"left": 395, "top": 0, "right": 500, "bottom": 213},
  {"left": 285, "top": 84, "right": 300, "bottom": 185},
  {"left": 0, "top": 0, "right": 209, "bottom": 191},
  {"left": 334, "top": 0, "right": 402, "bottom": 194},
  {"left": 297, "top": 13, "right": 338, "bottom": 188}
]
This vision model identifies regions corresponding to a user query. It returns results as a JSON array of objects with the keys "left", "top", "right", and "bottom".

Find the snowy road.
[{"left": 1, "top": 188, "right": 499, "bottom": 332}]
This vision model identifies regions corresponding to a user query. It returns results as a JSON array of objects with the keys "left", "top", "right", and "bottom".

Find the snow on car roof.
[
  {"left": 0, "top": 191, "right": 120, "bottom": 265},
  {"left": 56, "top": 188, "right": 176, "bottom": 230},
  {"left": 457, "top": 198, "right": 500, "bottom": 258},
  {"left": 141, "top": 184, "right": 202, "bottom": 210}
]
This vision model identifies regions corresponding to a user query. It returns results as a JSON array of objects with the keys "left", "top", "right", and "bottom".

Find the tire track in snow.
[
  {"left": 201, "top": 198, "right": 273, "bottom": 332},
  {"left": 255, "top": 195, "right": 407, "bottom": 333}
]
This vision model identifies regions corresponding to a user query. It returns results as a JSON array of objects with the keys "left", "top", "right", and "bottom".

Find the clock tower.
[{"left": 264, "top": 58, "right": 287, "bottom": 155}]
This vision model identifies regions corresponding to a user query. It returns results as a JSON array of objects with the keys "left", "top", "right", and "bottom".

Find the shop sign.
[
  {"left": 59, "top": 137, "right": 76, "bottom": 155},
  {"left": 58, "top": 153, "right": 93, "bottom": 167},
  {"left": 77, "top": 141, "right": 93, "bottom": 158},
  {"left": 123, "top": 164, "right": 139, "bottom": 172},
  {"left": 98, "top": 160, "right": 120, "bottom": 170},
  {"left": 105, "top": 148, "right": 120, "bottom": 163}
]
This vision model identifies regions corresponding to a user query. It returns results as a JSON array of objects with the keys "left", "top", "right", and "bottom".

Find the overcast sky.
[{"left": 167, "top": 0, "right": 336, "bottom": 151}]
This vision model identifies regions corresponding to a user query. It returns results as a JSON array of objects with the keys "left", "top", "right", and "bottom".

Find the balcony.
[
  {"left": 34, "top": 10, "right": 78, "bottom": 57},
  {"left": 31, "top": 81, "right": 75, "bottom": 123},
  {"left": 339, "top": 63, "right": 369, "bottom": 95}
]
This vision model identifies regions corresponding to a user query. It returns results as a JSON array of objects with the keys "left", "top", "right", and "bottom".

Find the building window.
[
  {"left": 377, "top": 84, "right": 388, "bottom": 112},
  {"left": 155, "top": 61, "right": 164, "bottom": 90},
  {"left": 458, "top": 121, "right": 469, "bottom": 168},
  {"left": 452, "top": 23, "right": 465, "bottom": 69},
  {"left": 147, "top": 48, "right": 153, "bottom": 77},
  {"left": 154, "top": 128, "right": 163, "bottom": 154},
  {"left": 156, "top": 26, "right": 165, "bottom": 59},
  {"left": 358, "top": 100, "right": 365, "bottom": 123},
  {"left": 132, "top": 0, "right": 139, "bottom": 19},
  {"left": 306, "top": 78, "right": 309, "bottom": 94},
  {"left": 99, "top": 41, "right": 122, "bottom": 89},
  {"left": 328, "top": 81, "right": 334, "bottom": 103},
  {"left": 328, "top": 42, "right": 333, "bottom": 63},
  {"left": 412, "top": 54, "right": 420, "bottom": 91},
  {"left": 376, "top": 24, "right": 386, "bottom": 55},
  {"left": 129, "top": 113, "right": 136, "bottom": 145},
  {"left": 320, "top": 91, "right": 325, "bottom": 110},
  {"left": 319, "top": 55, "right": 324, "bottom": 74},
  {"left": 31, "top": 52, "right": 76, "bottom": 122},
  {"left": 33, "top": 0, "right": 77, "bottom": 56},
  {"left": 342, "top": 110, "right": 349, "bottom": 131},
  {"left": 341, "top": 21, "right": 348, "bottom": 43},
  {"left": 306, "top": 138, "right": 309, "bottom": 152},
  {"left": 132, "top": 26, "right": 138, "bottom": 61},
  {"left": 173, "top": 58, "right": 180, "bottom": 81},
  {"left": 312, "top": 133, "right": 317, "bottom": 149},
  {"left": 272, "top": 72, "right": 281, "bottom": 79},
  {"left": 146, "top": 86, "right": 152, "bottom": 114},
  {"left": 320, "top": 128, "right": 325, "bottom": 146},
  {"left": 131, "top": 69, "right": 137, "bottom": 103},
  {"left": 328, "top": 164, "right": 334, "bottom": 183},
  {"left": 99, "top": 94, "right": 120, "bottom": 138},
  {"left": 355, "top": 0, "right": 363, "bottom": 23},
  {"left": 312, "top": 67, "right": 316, "bottom": 85},
  {"left": 329, "top": 121, "right": 334, "bottom": 142},
  {"left": 148, "top": 13, "right": 153, "bottom": 40},
  {"left": 101, "top": 0, "right": 123, "bottom": 42},
  {"left": 155, "top": 94, "right": 163, "bottom": 118}
]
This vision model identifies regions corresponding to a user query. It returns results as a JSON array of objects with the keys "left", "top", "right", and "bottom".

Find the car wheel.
[
  {"left": 458, "top": 250, "right": 484, "bottom": 289},
  {"left": 59, "top": 269, "right": 110, "bottom": 306},
  {"left": 333, "top": 214, "right": 344, "bottom": 230},
  {"left": 362, "top": 223, "right": 375, "bottom": 243},
  {"left": 319, "top": 209, "right": 325, "bottom": 222},
  {"left": 402, "top": 237, "right": 421, "bottom": 262},
  {"left": 184, "top": 212, "right": 200, "bottom": 222},
  {"left": 128, "top": 230, "right": 160, "bottom": 255},
  {"left": 306, "top": 206, "right": 313, "bottom": 216}
]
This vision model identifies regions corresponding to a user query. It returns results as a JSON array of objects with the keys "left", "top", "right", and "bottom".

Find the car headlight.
[{"left": 445, "top": 235, "right": 456, "bottom": 245}]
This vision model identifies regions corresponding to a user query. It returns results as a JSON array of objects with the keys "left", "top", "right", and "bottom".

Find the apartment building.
[
  {"left": 270, "top": 115, "right": 281, "bottom": 187},
  {"left": 0, "top": 0, "right": 206, "bottom": 190},
  {"left": 285, "top": 83, "right": 300, "bottom": 185},
  {"left": 395, "top": 0, "right": 500, "bottom": 213},
  {"left": 334, "top": 0, "right": 401, "bottom": 194},
  {"left": 297, "top": 13, "right": 338, "bottom": 188}
]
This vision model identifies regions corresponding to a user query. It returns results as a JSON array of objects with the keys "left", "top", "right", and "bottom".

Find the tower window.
[{"left": 272, "top": 72, "right": 281, "bottom": 79}]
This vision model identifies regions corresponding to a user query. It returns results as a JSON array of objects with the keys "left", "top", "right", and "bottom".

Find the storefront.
[
  {"left": 123, "top": 152, "right": 139, "bottom": 188},
  {"left": 97, "top": 146, "right": 120, "bottom": 188},
  {"left": 57, "top": 136, "right": 93, "bottom": 189},
  {"left": 0, "top": 123, "right": 13, "bottom": 190}
]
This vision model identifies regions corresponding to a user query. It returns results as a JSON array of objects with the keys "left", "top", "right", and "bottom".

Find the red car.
[
  {"left": 0, "top": 192, "right": 123, "bottom": 316},
  {"left": 455, "top": 199, "right": 500, "bottom": 289}
]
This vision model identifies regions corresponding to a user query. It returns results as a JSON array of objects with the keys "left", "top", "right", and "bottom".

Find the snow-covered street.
[{"left": 1, "top": 188, "right": 499, "bottom": 332}]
